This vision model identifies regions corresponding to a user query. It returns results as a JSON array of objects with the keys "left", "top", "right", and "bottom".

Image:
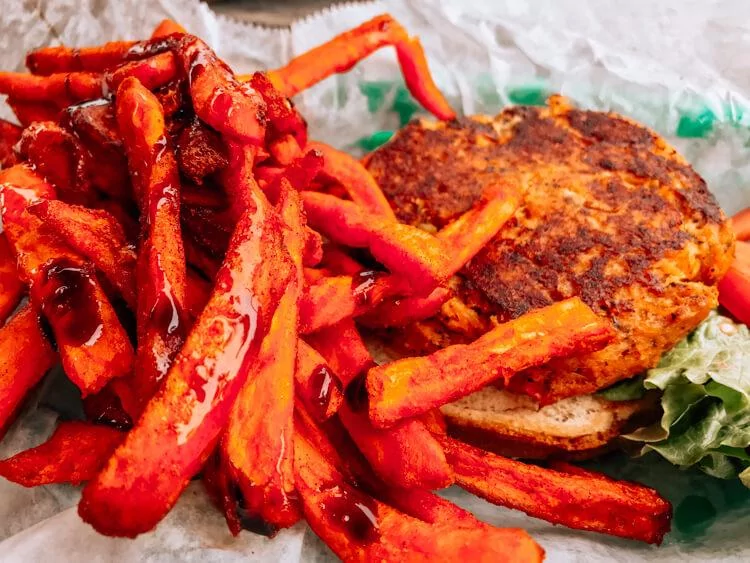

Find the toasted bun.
[{"left": 441, "top": 387, "right": 657, "bottom": 460}]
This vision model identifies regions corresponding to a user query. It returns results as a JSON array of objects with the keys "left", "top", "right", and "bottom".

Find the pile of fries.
[{"left": 0, "top": 15, "right": 672, "bottom": 560}]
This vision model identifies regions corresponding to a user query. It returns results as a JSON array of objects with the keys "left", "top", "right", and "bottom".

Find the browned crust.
[{"left": 366, "top": 96, "right": 735, "bottom": 403}]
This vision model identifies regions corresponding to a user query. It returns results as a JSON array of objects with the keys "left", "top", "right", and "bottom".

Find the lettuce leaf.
[{"left": 624, "top": 312, "right": 750, "bottom": 486}]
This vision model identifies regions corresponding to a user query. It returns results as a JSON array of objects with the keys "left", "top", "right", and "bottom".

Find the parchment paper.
[{"left": 1, "top": 0, "right": 750, "bottom": 561}]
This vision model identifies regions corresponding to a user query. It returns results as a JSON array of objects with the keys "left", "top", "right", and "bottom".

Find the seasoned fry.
[
  {"left": 151, "top": 19, "right": 187, "bottom": 39},
  {"left": 176, "top": 35, "right": 267, "bottom": 144},
  {"left": 219, "top": 183, "right": 303, "bottom": 529},
  {"left": 17, "top": 122, "right": 93, "bottom": 205},
  {"left": 79, "top": 189, "right": 289, "bottom": 537},
  {"left": 221, "top": 142, "right": 262, "bottom": 222},
  {"left": 358, "top": 286, "right": 451, "bottom": 328},
  {"left": 0, "top": 70, "right": 103, "bottom": 104},
  {"left": 0, "top": 172, "right": 134, "bottom": 396},
  {"left": 28, "top": 199, "right": 137, "bottom": 309},
  {"left": 0, "top": 421, "right": 123, "bottom": 486},
  {"left": 257, "top": 15, "right": 455, "bottom": 120},
  {"left": 302, "top": 191, "right": 447, "bottom": 293},
  {"left": 304, "top": 318, "right": 373, "bottom": 386},
  {"left": 260, "top": 148, "right": 324, "bottom": 205},
  {"left": 26, "top": 41, "right": 138, "bottom": 75},
  {"left": 0, "top": 118, "right": 21, "bottom": 167},
  {"left": 296, "top": 340, "right": 344, "bottom": 421},
  {"left": 115, "top": 76, "right": 187, "bottom": 417},
  {"left": 6, "top": 99, "right": 59, "bottom": 126},
  {"left": 0, "top": 234, "right": 24, "bottom": 324},
  {"left": 247, "top": 72, "right": 307, "bottom": 146},
  {"left": 107, "top": 52, "right": 179, "bottom": 92},
  {"left": 308, "top": 141, "right": 395, "bottom": 220},
  {"left": 176, "top": 118, "right": 228, "bottom": 184},
  {"left": 0, "top": 306, "right": 57, "bottom": 439},
  {"left": 294, "top": 429, "right": 543, "bottom": 562},
  {"left": 367, "top": 297, "right": 616, "bottom": 426},
  {"left": 441, "top": 436, "right": 672, "bottom": 544}
]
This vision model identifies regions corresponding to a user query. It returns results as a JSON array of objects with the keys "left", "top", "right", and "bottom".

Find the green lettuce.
[{"left": 624, "top": 312, "right": 750, "bottom": 486}]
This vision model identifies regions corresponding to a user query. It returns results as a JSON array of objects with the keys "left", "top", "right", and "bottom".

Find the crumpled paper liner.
[{"left": 1, "top": 0, "right": 749, "bottom": 561}]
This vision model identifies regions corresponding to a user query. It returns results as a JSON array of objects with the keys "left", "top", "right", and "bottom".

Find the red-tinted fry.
[
  {"left": 247, "top": 71, "right": 307, "bottom": 146},
  {"left": 0, "top": 118, "right": 21, "bottom": 167},
  {"left": 304, "top": 318, "right": 373, "bottom": 387},
  {"left": 257, "top": 14, "right": 455, "bottom": 120},
  {"left": 302, "top": 191, "right": 447, "bottom": 293},
  {"left": 17, "top": 122, "right": 93, "bottom": 205},
  {"left": 441, "top": 436, "right": 672, "bottom": 544},
  {"left": 308, "top": 141, "right": 395, "bottom": 220},
  {"left": 79, "top": 189, "right": 287, "bottom": 538},
  {"left": 115, "top": 76, "right": 187, "bottom": 418},
  {"left": 299, "top": 275, "right": 357, "bottom": 334},
  {"left": 107, "top": 52, "right": 179, "bottom": 92},
  {"left": 26, "top": 41, "right": 138, "bottom": 75},
  {"left": 219, "top": 184, "right": 303, "bottom": 529},
  {"left": 367, "top": 297, "right": 616, "bottom": 427},
  {"left": 294, "top": 429, "right": 542, "bottom": 562},
  {"left": 0, "top": 421, "right": 123, "bottom": 486},
  {"left": 358, "top": 286, "right": 451, "bottom": 328},
  {"left": 27, "top": 199, "right": 137, "bottom": 309},
  {"left": 296, "top": 340, "right": 344, "bottom": 421},
  {"left": 0, "top": 173, "right": 134, "bottom": 396},
  {"left": 0, "top": 70, "right": 103, "bottom": 105},
  {"left": 185, "top": 269, "right": 212, "bottom": 323},
  {"left": 0, "top": 234, "right": 24, "bottom": 324},
  {"left": 6, "top": 98, "right": 59, "bottom": 127},
  {"left": 394, "top": 36, "right": 455, "bottom": 120},
  {"left": 176, "top": 119, "right": 228, "bottom": 185},
  {"left": 221, "top": 142, "right": 261, "bottom": 222},
  {"left": 260, "top": 148, "right": 324, "bottom": 205},
  {"left": 176, "top": 35, "right": 266, "bottom": 144},
  {"left": 151, "top": 19, "right": 187, "bottom": 39},
  {"left": 202, "top": 451, "right": 242, "bottom": 536},
  {"left": 0, "top": 306, "right": 57, "bottom": 439},
  {"left": 269, "top": 134, "right": 301, "bottom": 166}
]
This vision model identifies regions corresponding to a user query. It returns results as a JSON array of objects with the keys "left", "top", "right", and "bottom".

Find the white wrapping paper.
[{"left": 1, "top": 0, "right": 750, "bottom": 560}]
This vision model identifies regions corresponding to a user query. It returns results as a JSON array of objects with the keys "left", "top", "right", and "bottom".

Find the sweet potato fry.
[
  {"left": 260, "top": 148, "right": 324, "bottom": 205},
  {"left": 202, "top": 452, "right": 242, "bottom": 536},
  {"left": 0, "top": 234, "right": 24, "bottom": 324},
  {"left": 0, "top": 70, "right": 103, "bottom": 105},
  {"left": 107, "top": 52, "right": 179, "bottom": 92},
  {"left": 151, "top": 19, "right": 187, "bottom": 39},
  {"left": 221, "top": 142, "right": 262, "bottom": 222},
  {"left": 26, "top": 41, "right": 138, "bottom": 75},
  {"left": 247, "top": 71, "right": 307, "bottom": 146},
  {"left": 367, "top": 297, "right": 616, "bottom": 426},
  {"left": 0, "top": 118, "right": 21, "bottom": 167},
  {"left": 306, "top": 320, "right": 453, "bottom": 489},
  {"left": 358, "top": 286, "right": 451, "bottom": 328},
  {"left": 296, "top": 340, "right": 344, "bottom": 421},
  {"left": 436, "top": 185, "right": 520, "bottom": 276},
  {"left": 17, "top": 121, "right": 93, "bottom": 205},
  {"left": 308, "top": 141, "right": 395, "bottom": 220},
  {"left": 302, "top": 191, "right": 447, "bottom": 293},
  {"left": 294, "top": 429, "right": 542, "bottom": 562},
  {"left": 176, "top": 35, "right": 267, "bottom": 144},
  {"left": 79, "top": 189, "right": 289, "bottom": 537},
  {"left": 115, "top": 76, "right": 187, "bottom": 417},
  {"left": 304, "top": 318, "right": 373, "bottom": 387},
  {"left": 0, "top": 306, "right": 57, "bottom": 439},
  {"left": 219, "top": 184, "right": 303, "bottom": 529},
  {"left": 0, "top": 174, "right": 134, "bottom": 396},
  {"left": 0, "top": 421, "right": 122, "bottom": 487},
  {"left": 441, "top": 436, "right": 672, "bottom": 544},
  {"left": 259, "top": 14, "right": 454, "bottom": 120},
  {"left": 269, "top": 133, "right": 301, "bottom": 166},
  {"left": 339, "top": 397, "right": 454, "bottom": 490},
  {"left": 176, "top": 118, "right": 228, "bottom": 184},
  {"left": 27, "top": 199, "right": 137, "bottom": 309},
  {"left": 6, "top": 98, "right": 59, "bottom": 126}
]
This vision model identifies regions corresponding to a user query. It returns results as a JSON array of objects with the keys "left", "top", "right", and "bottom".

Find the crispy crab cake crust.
[{"left": 364, "top": 96, "right": 735, "bottom": 404}]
